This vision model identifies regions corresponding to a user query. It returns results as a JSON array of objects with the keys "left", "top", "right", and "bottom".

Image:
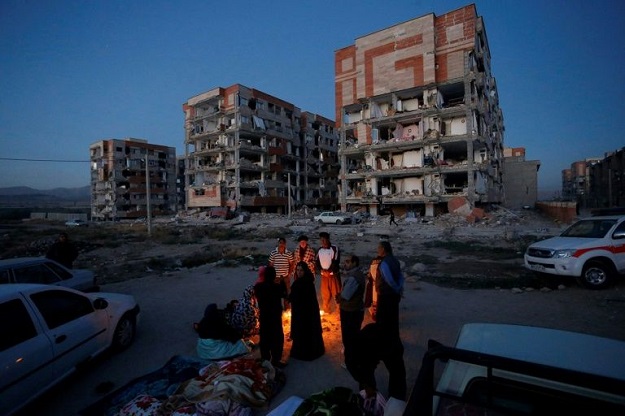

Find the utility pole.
[
  {"left": 288, "top": 173, "right": 292, "bottom": 219},
  {"left": 145, "top": 157, "right": 152, "bottom": 237}
]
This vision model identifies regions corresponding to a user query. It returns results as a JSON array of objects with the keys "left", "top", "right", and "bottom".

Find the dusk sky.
[{"left": 1, "top": 0, "right": 624, "bottom": 198}]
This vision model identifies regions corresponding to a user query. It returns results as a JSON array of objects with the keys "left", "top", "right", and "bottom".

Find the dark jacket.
[{"left": 338, "top": 266, "right": 366, "bottom": 312}]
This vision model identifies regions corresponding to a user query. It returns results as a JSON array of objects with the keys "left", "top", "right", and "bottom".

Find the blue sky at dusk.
[{"left": 1, "top": 0, "right": 624, "bottom": 198}]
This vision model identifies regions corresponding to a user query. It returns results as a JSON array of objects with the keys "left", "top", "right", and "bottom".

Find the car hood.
[{"left": 530, "top": 236, "right": 598, "bottom": 250}]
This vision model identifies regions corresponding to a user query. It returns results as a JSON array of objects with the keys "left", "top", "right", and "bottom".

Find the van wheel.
[
  {"left": 579, "top": 261, "right": 612, "bottom": 290},
  {"left": 112, "top": 314, "right": 136, "bottom": 351},
  {"left": 336, "top": 220, "right": 342, "bottom": 225}
]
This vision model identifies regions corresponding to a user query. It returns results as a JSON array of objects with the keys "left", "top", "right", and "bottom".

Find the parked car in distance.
[
  {"left": 524, "top": 215, "right": 625, "bottom": 289},
  {"left": 314, "top": 211, "right": 352, "bottom": 225},
  {"left": 0, "top": 257, "right": 98, "bottom": 292},
  {"left": 404, "top": 323, "right": 625, "bottom": 415},
  {"left": 0, "top": 284, "right": 140, "bottom": 415},
  {"left": 65, "top": 219, "right": 88, "bottom": 227}
]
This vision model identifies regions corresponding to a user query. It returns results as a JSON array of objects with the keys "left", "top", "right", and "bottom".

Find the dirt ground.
[
  {"left": 3, "top": 207, "right": 573, "bottom": 289},
  {"left": 4, "top": 208, "right": 625, "bottom": 415}
]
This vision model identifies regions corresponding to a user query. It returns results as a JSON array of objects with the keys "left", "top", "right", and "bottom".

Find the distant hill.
[{"left": 0, "top": 185, "right": 90, "bottom": 207}]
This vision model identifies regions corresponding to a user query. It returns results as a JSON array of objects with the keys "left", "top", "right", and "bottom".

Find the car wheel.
[
  {"left": 579, "top": 260, "right": 613, "bottom": 290},
  {"left": 112, "top": 314, "right": 136, "bottom": 351},
  {"left": 318, "top": 219, "right": 324, "bottom": 224},
  {"left": 336, "top": 219, "right": 342, "bottom": 225}
]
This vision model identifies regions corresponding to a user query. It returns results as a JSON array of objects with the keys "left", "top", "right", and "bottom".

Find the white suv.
[{"left": 524, "top": 215, "right": 625, "bottom": 289}]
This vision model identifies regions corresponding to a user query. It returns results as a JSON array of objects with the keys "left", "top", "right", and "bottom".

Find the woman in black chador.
[{"left": 289, "top": 261, "right": 325, "bottom": 361}]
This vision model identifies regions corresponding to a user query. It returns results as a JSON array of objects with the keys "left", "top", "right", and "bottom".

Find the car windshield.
[{"left": 561, "top": 219, "right": 617, "bottom": 238}]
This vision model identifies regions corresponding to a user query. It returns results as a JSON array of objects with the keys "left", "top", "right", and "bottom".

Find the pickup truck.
[
  {"left": 524, "top": 215, "right": 625, "bottom": 289},
  {"left": 404, "top": 323, "right": 625, "bottom": 415}
]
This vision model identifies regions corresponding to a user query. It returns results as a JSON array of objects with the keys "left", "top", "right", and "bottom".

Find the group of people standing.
[
  {"left": 193, "top": 230, "right": 407, "bottom": 402},
  {"left": 257, "top": 232, "right": 407, "bottom": 402}
]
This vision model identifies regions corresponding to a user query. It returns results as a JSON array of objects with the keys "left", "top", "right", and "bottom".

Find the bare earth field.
[{"left": 2, "top": 209, "right": 625, "bottom": 415}]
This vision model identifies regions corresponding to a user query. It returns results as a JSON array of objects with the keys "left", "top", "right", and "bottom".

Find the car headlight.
[{"left": 553, "top": 249, "right": 576, "bottom": 258}]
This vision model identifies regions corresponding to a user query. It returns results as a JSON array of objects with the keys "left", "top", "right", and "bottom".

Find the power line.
[{"left": 0, "top": 157, "right": 90, "bottom": 163}]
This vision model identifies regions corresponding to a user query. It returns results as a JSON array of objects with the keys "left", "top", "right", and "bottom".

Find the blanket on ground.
[{"left": 80, "top": 355, "right": 285, "bottom": 416}]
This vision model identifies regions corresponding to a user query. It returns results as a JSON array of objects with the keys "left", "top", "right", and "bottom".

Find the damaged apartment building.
[
  {"left": 90, "top": 138, "right": 177, "bottom": 221},
  {"left": 336, "top": 4, "right": 505, "bottom": 216},
  {"left": 183, "top": 84, "right": 339, "bottom": 213}
]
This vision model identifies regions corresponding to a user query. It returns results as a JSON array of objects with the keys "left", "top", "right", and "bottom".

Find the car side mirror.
[{"left": 93, "top": 298, "right": 109, "bottom": 310}]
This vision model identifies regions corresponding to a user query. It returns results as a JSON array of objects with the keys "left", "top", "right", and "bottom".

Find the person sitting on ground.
[
  {"left": 194, "top": 303, "right": 251, "bottom": 360},
  {"left": 227, "top": 285, "right": 260, "bottom": 338}
]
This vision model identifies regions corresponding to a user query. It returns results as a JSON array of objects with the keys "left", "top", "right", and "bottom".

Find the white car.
[
  {"left": 65, "top": 219, "right": 88, "bottom": 227},
  {"left": 524, "top": 215, "right": 625, "bottom": 289},
  {"left": 0, "top": 257, "right": 98, "bottom": 292},
  {"left": 405, "top": 323, "right": 625, "bottom": 415},
  {"left": 0, "top": 284, "right": 140, "bottom": 415},
  {"left": 314, "top": 211, "right": 352, "bottom": 225}
]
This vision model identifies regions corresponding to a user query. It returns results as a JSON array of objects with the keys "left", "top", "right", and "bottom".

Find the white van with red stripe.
[{"left": 524, "top": 215, "right": 625, "bottom": 289}]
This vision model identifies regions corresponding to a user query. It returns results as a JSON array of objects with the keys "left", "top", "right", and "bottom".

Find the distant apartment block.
[
  {"left": 561, "top": 160, "right": 597, "bottom": 202},
  {"left": 182, "top": 84, "right": 339, "bottom": 213},
  {"left": 335, "top": 4, "right": 504, "bottom": 216},
  {"left": 502, "top": 147, "right": 540, "bottom": 209},
  {"left": 90, "top": 138, "right": 177, "bottom": 220},
  {"left": 564, "top": 147, "right": 625, "bottom": 208}
]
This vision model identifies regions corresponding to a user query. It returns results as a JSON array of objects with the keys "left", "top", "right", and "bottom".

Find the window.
[
  {"left": 13, "top": 264, "right": 62, "bottom": 285},
  {"left": 45, "top": 261, "right": 73, "bottom": 280},
  {"left": 0, "top": 269, "right": 10, "bottom": 283},
  {"left": 0, "top": 298, "right": 38, "bottom": 350},
  {"left": 30, "top": 290, "right": 94, "bottom": 330}
]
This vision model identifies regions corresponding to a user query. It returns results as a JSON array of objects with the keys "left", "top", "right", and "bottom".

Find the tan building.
[
  {"left": 335, "top": 4, "right": 504, "bottom": 217},
  {"left": 182, "top": 84, "right": 339, "bottom": 213},
  {"left": 90, "top": 138, "right": 177, "bottom": 221}
]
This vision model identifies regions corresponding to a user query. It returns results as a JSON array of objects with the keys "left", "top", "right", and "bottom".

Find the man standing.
[
  {"left": 46, "top": 232, "right": 78, "bottom": 269},
  {"left": 293, "top": 235, "right": 316, "bottom": 281},
  {"left": 269, "top": 237, "right": 294, "bottom": 310},
  {"left": 337, "top": 254, "right": 366, "bottom": 370},
  {"left": 316, "top": 231, "right": 341, "bottom": 314},
  {"left": 347, "top": 241, "right": 406, "bottom": 401},
  {"left": 389, "top": 208, "right": 399, "bottom": 226}
]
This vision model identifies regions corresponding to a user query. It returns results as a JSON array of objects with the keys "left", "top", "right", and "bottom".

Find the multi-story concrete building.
[
  {"left": 502, "top": 147, "right": 540, "bottom": 209},
  {"left": 588, "top": 148, "right": 625, "bottom": 208},
  {"left": 561, "top": 158, "right": 601, "bottom": 206},
  {"left": 563, "top": 148, "right": 625, "bottom": 209},
  {"left": 182, "top": 84, "right": 339, "bottom": 213},
  {"left": 335, "top": 4, "right": 504, "bottom": 217},
  {"left": 90, "top": 138, "right": 177, "bottom": 221}
]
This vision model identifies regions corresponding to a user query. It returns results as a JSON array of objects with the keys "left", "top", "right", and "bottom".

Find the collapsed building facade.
[
  {"left": 90, "top": 138, "right": 177, "bottom": 220},
  {"left": 335, "top": 4, "right": 505, "bottom": 216},
  {"left": 182, "top": 84, "right": 339, "bottom": 213}
]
